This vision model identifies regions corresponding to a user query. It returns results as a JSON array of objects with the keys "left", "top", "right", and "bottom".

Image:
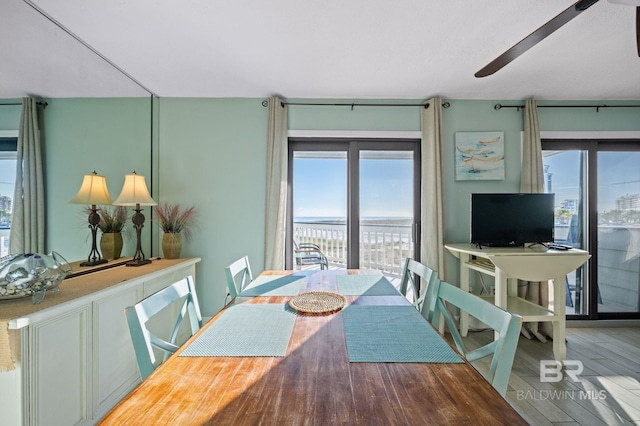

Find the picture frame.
[{"left": 455, "top": 131, "right": 505, "bottom": 181}]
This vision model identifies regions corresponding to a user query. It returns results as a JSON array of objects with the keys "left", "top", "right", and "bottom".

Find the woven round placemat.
[{"left": 288, "top": 291, "right": 346, "bottom": 315}]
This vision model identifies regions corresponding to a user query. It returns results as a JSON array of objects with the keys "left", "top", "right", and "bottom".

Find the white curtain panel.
[
  {"left": 10, "top": 98, "right": 45, "bottom": 254},
  {"left": 420, "top": 98, "right": 446, "bottom": 280},
  {"left": 520, "top": 98, "right": 550, "bottom": 340},
  {"left": 264, "top": 97, "right": 288, "bottom": 270}
]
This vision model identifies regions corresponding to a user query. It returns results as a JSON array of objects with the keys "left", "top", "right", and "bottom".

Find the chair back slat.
[
  {"left": 430, "top": 279, "right": 522, "bottom": 396},
  {"left": 125, "top": 276, "right": 202, "bottom": 380},
  {"left": 399, "top": 258, "right": 438, "bottom": 313},
  {"left": 224, "top": 256, "right": 253, "bottom": 302}
]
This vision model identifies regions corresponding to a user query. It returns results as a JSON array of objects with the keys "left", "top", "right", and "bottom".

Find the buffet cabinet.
[{"left": 0, "top": 257, "right": 201, "bottom": 426}]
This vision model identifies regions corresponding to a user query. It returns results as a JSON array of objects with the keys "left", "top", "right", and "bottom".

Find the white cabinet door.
[
  {"left": 92, "top": 283, "right": 143, "bottom": 420},
  {"left": 29, "top": 304, "right": 91, "bottom": 426}
]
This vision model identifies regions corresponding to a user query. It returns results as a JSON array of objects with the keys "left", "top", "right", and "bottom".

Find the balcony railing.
[{"left": 293, "top": 221, "right": 414, "bottom": 275}]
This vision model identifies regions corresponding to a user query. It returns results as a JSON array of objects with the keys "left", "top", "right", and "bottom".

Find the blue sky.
[
  {"left": 293, "top": 155, "right": 413, "bottom": 219},
  {"left": 0, "top": 158, "right": 15, "bottom": 198}
]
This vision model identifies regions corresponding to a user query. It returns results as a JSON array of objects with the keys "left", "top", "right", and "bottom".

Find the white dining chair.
[
  {"left": 399, "top": 258, "right": 438, "bottom": 313},
  {"left": 428, "top": 279, "right": 522, "bottom": 396},
  {"left": 224, "top": 256, "right": 253, "bottom": 303},
  {"left": 125, "top": 276, "right": 202, "bottom": 380}
]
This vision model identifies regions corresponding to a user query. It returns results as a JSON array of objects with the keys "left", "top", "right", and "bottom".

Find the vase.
[
  {"left": 162, "top": 232, "right": 182, "bottom": 259},
  {"left": 100, "top": 232, "right": 123, "bottom": 260}
]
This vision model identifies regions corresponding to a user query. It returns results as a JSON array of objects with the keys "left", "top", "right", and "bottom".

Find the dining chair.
[
  {"left": 429, "top": 279, "right": 522, "bottom": 396},
  {"left": 225, "top": 256, "right": 253, "bottom": 303},
  {"left": 399, "top": 258, "right": 438, "bottom": 312},
  {"left": 125, "top": 276, "right": 202, "bottom": 380},
  {"left": 293, "top": 240, "right": 328, "bottom": 270}
]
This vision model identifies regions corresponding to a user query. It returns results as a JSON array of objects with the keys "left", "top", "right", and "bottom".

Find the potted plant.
[
  {"left": 94, "top": 205, "right": 129, "bottom": 260},
  {"left": 152, "top": 203, "right": 197, "bottom": 259}
]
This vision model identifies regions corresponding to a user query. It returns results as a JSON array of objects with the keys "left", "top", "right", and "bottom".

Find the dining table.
[{"left": 99, "top": 269, "right": 527, "bottom": 425}]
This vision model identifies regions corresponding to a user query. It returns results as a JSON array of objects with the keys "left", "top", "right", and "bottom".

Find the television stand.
[{"left": 445, "top": 243, "right": 590, "bottom": 361}]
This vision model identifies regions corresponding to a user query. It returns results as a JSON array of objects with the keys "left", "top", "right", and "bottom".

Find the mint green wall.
[
  {"left": 42, "top": 98, "right": 152, "bottom": 262},
  {"left": 0, "top": 101, "right": 21, "bottom": 129},
  {"left": 157, "top": 98, "right": 267, "bottom": 316}
]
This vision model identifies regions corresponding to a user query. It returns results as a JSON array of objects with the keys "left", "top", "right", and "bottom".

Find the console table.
[
  {"left": 445, "top": 243, "right": 590, "bottom": 361},
  {"left": 0, "top": 257, "right": 200, "bottom": 426}
]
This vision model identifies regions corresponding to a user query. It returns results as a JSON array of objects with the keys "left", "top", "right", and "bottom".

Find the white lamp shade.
[
  {"left": 113, "top": 172, "right": 157, "bottom": 206},
  {"left": 69, "top": 172, "right": 113, "bottom": 205}
]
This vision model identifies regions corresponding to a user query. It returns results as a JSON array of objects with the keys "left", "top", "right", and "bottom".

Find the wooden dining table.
[{"left": 99, "top": 269, "right": 527, "bottom": 425}]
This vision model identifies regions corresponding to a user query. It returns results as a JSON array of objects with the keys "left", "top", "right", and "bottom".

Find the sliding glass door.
[
  {"left": 287, "top": 139, "right": 420, "bottom": 279},
  {"left": 543, "top": 139, "right": 640, "bottom": 319}
]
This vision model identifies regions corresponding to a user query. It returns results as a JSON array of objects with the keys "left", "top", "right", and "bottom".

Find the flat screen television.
[{"left": 470, "top": 193, "right": 555, "bottom": 247}]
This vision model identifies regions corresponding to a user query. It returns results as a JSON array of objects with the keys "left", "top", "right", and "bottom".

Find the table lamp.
[
  {"left": 113, "top": 171, "right": 157, "bottom": 266},
  {"left": 70, "top": 171, "right": 113, "bottom": 266}
]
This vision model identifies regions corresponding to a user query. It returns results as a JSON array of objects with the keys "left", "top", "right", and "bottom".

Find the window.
[
  {"left": 543, "top": 138, "right": 640, "bottom": 320},
  {"left": 0, "top": 132, "right": 18, "bottom": 257},
  {"left": 287, "top": 138, "right": 420, "bottom": 281}
]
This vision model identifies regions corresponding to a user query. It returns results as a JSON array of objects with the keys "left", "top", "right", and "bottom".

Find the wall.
[{"left": 157, "top": 98, "right": 267, "bottom": 315}]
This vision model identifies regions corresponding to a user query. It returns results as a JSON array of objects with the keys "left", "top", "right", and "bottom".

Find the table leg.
[
  {"left": 494, "top": 268, "right": 508, "bottom": 340},
  {"left": 459, "top": 253, "right": 470, "bottom": 337},
  {"left": 552, "top": 275, "right": 567, "bottom": 362}
]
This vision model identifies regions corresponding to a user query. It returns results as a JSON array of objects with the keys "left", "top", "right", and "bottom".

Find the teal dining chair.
[
  {"left": 125, "top": 276, "right": 202, "bottom": 380},
  {"left": 224, "top": 256, "right": 253, "bottom": 303},
  {"left": 399, "top": 258, "right": 438, "bottom": 312},
  {"left": 428, "top": 279, "right": 522, "bottom": 396}
]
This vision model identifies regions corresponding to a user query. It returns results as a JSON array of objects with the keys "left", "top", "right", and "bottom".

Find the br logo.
[{"left": 540, "top": 360, "right": 583, "bottom": 383}]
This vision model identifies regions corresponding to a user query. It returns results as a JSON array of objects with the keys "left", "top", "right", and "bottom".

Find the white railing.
[{"left": 293, "top": 221, "right": 414, "bottom": 275}]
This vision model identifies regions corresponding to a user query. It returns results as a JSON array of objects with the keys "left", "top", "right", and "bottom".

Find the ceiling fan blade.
[{"left": 475, "top": 0, "right": 600, "bottom": 78}]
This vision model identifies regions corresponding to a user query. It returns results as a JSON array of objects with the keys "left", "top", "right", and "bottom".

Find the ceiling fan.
[{"left": 475, "top": 0, "right": 640, "bottom": 77}]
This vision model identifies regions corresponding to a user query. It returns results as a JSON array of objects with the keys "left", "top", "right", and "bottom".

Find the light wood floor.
[{"left": 458, "top": 326, "right": 640, "bottom": 425}]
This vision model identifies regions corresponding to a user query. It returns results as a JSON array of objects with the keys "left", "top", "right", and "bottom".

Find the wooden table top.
[{"left": 99, "top": 270, "right": 526, "bottom": 425}]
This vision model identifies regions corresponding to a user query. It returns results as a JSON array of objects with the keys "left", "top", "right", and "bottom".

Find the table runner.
[
  {"left": 238, "top": 275, "right": 305, "bottom": 296},
  {"left": 341, "top": 305, "right": 464, "bottom": 363},
  {"left": 336, "top": 274, "right": 399, "bottom": 296},
  {"left": 180, "top": 304, "right": 297, "bottom": 357}
]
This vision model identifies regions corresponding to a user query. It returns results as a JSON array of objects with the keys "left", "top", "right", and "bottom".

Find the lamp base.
[
  {"left": 125, "top": 258, "right": 152, "bottom": 267},
  {"left": 80, "top": 258, "right": 109, "bottom": 267}
]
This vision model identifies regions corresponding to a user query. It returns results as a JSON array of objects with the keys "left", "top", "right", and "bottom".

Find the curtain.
[
  {"left": 420, "top": 98, "right": 446, "bottom": 279},
  {"left": 264, "top": 97, "right": 288, "bottom": 270},
  {"left": 519, "top": 98, "right": 549, "bottom": 341},
  {"left": 9, "top": 98, "right": 45, "bottom": 254}
]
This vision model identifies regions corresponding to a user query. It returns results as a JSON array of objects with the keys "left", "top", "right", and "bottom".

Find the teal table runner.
[
  {"left": 239, "top": 275, "right": 305, "bottom": 296},
  {"left": 341, "top": 305, "right": 464, "bottom": 363},
  {"left": 180, "top": 304, "right": 297, "bottom": 357},
  {"left": 336, "top": 274, "right": 399, "bottom": 296}
]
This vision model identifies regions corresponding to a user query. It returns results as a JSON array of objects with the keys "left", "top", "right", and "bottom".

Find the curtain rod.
[
  {"left": 0, "top": 101, "right": 48, "bottom": 108},
  {"left": 261, "top": 100, "right": 450, "bottom": 109},
  {"left": 495, "top": 103, "right": 640, "bottom": 112}
]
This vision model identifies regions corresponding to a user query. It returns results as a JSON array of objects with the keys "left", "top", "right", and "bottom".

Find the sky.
[
  {"left": 293, "top": 154, "right": 414, "bottom": 219},
  {"left": 0, "top": 158, "right": 15, "bottom": 198},
  {"left": 543, "top": 151, "right": 640, "bottom": 212}
]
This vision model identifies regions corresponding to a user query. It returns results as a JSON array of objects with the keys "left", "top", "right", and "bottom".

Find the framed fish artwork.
[{"left": 454, "top": 131, "right": 505, "bottom": 181}]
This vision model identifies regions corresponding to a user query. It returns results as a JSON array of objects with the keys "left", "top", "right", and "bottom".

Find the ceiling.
[{"left": 2, "top": 0, "right": 640, "bottom": 100}]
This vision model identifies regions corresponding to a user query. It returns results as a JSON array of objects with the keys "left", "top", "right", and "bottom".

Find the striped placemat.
[
  {"left": 239, "top": 275, "right": 305, "bottom": 296},
  {"left": 180, "top": 304, "right": 297, "bottom": 357},
  {"left": 341, "top": 305, "right": 464, "bottom": 363},
  {"left": 336, "top": 274, "right": 399, "bottom": 296}
]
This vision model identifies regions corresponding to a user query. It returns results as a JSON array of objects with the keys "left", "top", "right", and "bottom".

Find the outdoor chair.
[{"left": 294, "top": 241, "right": 328, "bottom": 270}]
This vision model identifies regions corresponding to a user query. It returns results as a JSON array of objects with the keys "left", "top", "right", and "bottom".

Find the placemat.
[
  {"left": 180, "top": 304, "right": 297, "bottom": 357},
  {"left": 238, "top": 275, "right": 305, "bottom": 296},
  {"left": 336, "top": 274, "right": 399, "bottom": 296},
  {"left": 341, "top": 305, "right": 464, "bottom": 363}
]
